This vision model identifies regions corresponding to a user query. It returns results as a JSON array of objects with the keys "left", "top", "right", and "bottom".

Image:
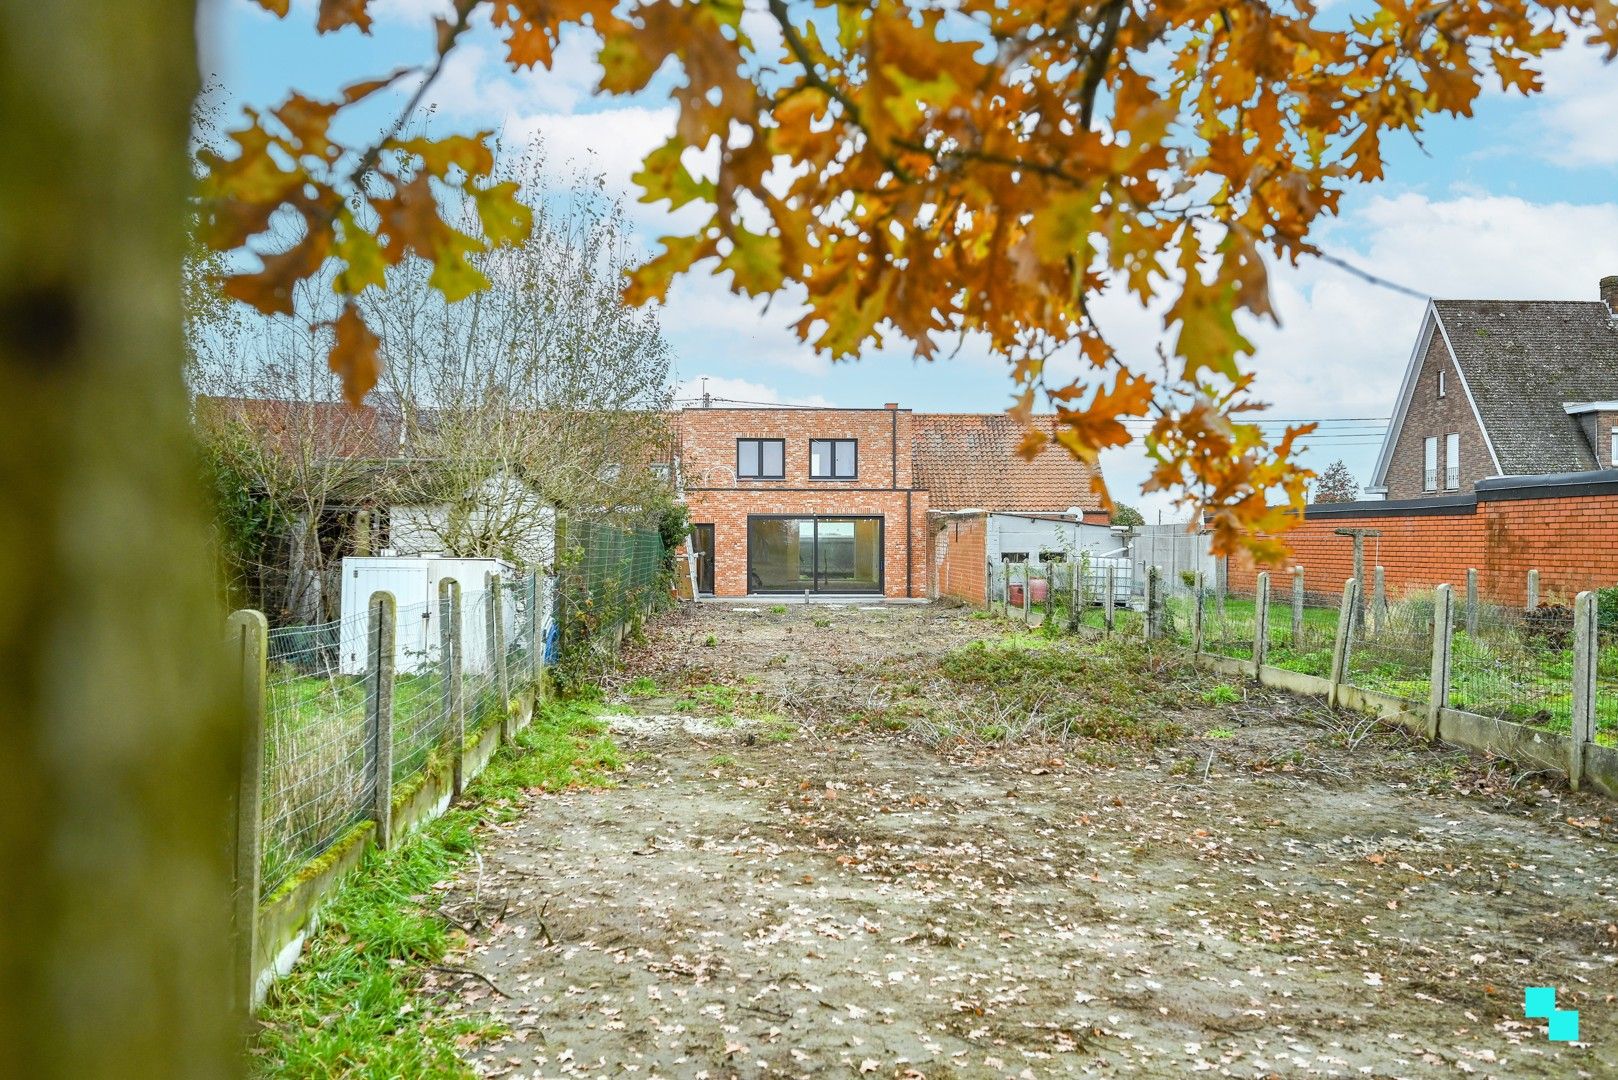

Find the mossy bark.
[{"left": 0, "top": 3, "right": 238, "bottom": 1075}]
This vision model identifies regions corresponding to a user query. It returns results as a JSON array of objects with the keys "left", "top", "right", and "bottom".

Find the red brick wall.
[
  {"left": 677, "top": 407, "right": 912, "bottom": 488},
  {"left": 1227, "top": 492, "right": 1618, "bottom": 605},
  {"left": 683, "top": 488, "right": 929, "bottom": 597},
  {"left": 932, "top": 513, "right": 987, "bottom": 605},
  {"left": 677, "top": 407, "right": 929, "bottom": 597}
]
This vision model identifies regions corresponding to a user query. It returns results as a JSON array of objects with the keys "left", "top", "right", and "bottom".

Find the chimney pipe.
[
  {"left": 1602, "top": 275, "right": 1618, "bottom": 316},
  {"left": 884, "top": 402, "right": 899, "bottom": 410}
]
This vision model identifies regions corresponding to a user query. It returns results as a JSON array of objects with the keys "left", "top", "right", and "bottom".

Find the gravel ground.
[{"left": 439, "top": 605, "right": 1617, "bottom": 1079}]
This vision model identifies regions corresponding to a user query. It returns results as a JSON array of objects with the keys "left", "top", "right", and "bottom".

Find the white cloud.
[
  {"left": 1528, "top": 40, "right": 1618, "bottom": 167},
  {"left": 674, "top": 374, "right": 833, "bottom": 408}
]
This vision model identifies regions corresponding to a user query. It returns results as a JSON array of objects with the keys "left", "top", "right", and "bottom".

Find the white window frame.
[
  {"left": 1610, "top": 427, "right": 1617, "bottom": 468},
  {"left": 1444, "top": 432, "right": 1460, "bottom": 489},
  {"left": 1437, "top": 369, "right": 1446, "bottom": 398},
  {"left": 1423, "top": 436, "right": 1438, "bottom": 492}
]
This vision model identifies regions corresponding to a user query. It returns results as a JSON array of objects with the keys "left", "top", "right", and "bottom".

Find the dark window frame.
[
  {"left": 736, "top": 437, "right": 786, "bottom": 481},
  {"left": 808, "top": 438, "right": 858, "bottom": 480},
  {"left": 744, "top": 513, "right": 885, "bottom": 595}
]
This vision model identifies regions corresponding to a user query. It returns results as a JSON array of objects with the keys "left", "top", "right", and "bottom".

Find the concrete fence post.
[
  {"left": 1104, "top": 564, "right": 1117, "bottom": 634},
  {"left": 1372, "top": 566, "right": 1387, "bottom": 635},
  {"left": 1144, "top": 565, "right": 1162, "bottom": 640},
  {"left": 1192, "top": 571, "right": 1206, "bottom": 654},
  {"left": 1526, "top": 569, "right": 1540, "bottom": 612},
  {"left": 530, "top": 570, "right": 549, "bottom": 700},
  {"left": 1291, "top": 566, "right": 1305, "bottom": 650},
  {"left": 1253, "top": 571, "right": 1270, "bottom": 672},
  {"left": 1570, "top": 590, "right": 1598, "bottom": 791},
  {"left": 1021, "top": 563, "right": 1032, "bottom": 626},
  {"left": 998, "top": 559, "right": 1009, "bottom": 618},
  {"left": 439, "top": 578, "right": 465, "bottom": 798},
  {"left": 1465, "top": 568, "right": 1479, "bottom": 638},
  {"left": 1328, "top": 577, "right": 1359, "bottom": 709},
  {"left": 1215, "top": 554, "right": 1228, "bottom": 618},
  {"left": 1067, "top": 554, "right": 1082, "bottom": 633},
  {"left": 487, "top": 572, "right": 511, "bottom": 740},
  {"left": 1043, "top": 560, "right": 1055, "bottom": 625},
  {"left": 1427, "top": 584, "right": 1454, "bottom": 740},
  {"left": 227, "top": 608, "right": 267, "bottom": 1016},
  {"left": 366, "top": 590, "right": 396, "bottom": 850}
]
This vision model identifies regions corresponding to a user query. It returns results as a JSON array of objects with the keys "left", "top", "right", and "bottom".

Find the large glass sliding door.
[{"left": 746, "top": 515, "right": 883, "bottom": 594}]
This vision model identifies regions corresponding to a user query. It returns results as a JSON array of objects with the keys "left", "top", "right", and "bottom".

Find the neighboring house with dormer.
[{"left": 1368, "top": 276, "right": 1618, "bottom": 500}]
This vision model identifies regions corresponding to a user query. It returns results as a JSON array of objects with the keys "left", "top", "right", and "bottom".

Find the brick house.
[
  {"left": 1368, "top": 276, "right": 1618, "bottom": 499},
  {"left": 674, "top": 405, "right": 1104, "bottom": 598}
]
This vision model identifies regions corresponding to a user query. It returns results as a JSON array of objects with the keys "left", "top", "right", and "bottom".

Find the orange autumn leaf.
[
  {"left": 203, "top": 0, "right": 1618, "bottom": 556},
  {"left": 326, "top": 304, "right": 382, "bottom": 406}
]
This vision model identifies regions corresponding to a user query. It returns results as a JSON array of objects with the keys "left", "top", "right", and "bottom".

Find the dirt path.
[{"left": 443, "top": 605, "right": 1616, "bottom": 1078}]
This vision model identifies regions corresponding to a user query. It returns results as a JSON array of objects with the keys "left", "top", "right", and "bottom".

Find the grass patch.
[
  {"left": 625, "top": 676, "right": 659, "bottom": 698},
  {"left": 933, "top": 637, "right": 1194, "bottom": 746},
  {"left": 768, "top": 604, "right": 788, "bottom": 615},
  {"left": 250, "top": 696, "right": 620, "bottom": 1079},
  {"left": 1206, "top": 726, "right": 1237, "bottom": 739},
  {"left": 1202, "top": 684, "right": 1240, "bottom": 705}
]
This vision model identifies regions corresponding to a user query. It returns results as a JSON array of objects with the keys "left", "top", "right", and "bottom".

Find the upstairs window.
[
  {"left": 1437, "top": 369, "right": 1446, "bottom": 398},
  {"left": 1444, "top": 432, "right": 1460, "bottom": 489},
  {"left": 1611, "top": 428, "right": 1617, "bottom": 467},
  {"left": 1423, "top": 436, "right": 1438, "bottom": 492},
  {"left": 809, "top": 438, "right": 857, "bottom": 479},
  {"left": 737, "top": 438, "right": 785, "bottom": 480}
]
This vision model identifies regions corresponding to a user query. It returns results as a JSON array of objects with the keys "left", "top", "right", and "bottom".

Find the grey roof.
[{"left": 1434, "top": 300, "right": 1618, "bottom": 474}]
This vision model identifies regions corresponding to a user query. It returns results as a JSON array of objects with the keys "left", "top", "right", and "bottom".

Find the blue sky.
[{"left": 200, "top": 0, "right": 1618, "bottom": 518}]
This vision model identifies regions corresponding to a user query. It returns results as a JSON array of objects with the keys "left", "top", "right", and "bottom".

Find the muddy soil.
[{"left": 442, "top": 605, "right": 1617, "bottom": 1079}]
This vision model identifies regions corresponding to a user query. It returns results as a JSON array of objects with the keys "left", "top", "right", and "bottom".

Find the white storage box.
[{"left": 339, "top": 556, "right": 521, "bottom": 676}]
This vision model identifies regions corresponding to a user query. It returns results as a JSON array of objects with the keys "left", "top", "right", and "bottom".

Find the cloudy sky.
[{"left": 200, "top": 1, "right": 1618, "bottom": 518}]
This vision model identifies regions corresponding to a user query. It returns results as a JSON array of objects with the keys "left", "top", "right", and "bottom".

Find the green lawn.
[
  {"left": 260, "top": 665, "right": 514, "bottom": 897},
  {"left": 1034, "top": 592, "right": 1618, "bottom": 747}
]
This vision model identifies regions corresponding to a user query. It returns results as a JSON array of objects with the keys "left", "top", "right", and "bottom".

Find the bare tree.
[
  {"left": 361, "top": 143, "right": 677, "bottom": 566},
  {"left": 188, "top": 138, "right": 677, "bottom": 619},
  {"left": 191, "top": 291, "right": 394, "bottom": 622}
]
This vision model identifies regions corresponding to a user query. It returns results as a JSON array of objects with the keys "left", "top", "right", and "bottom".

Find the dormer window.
[{"left": 1437, "top": 370, "right": 1446, "bottom": 398}]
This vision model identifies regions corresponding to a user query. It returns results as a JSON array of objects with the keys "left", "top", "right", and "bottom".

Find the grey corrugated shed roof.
[{"left": 1434, "top": 300, "right": 1618, "bottom": 474}]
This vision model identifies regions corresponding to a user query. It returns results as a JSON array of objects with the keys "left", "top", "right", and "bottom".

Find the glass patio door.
[{"left": 746, "top": 516, "right": 883, "bottom": 594}]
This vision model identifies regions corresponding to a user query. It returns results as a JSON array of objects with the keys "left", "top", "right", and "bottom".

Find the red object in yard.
[{"left": 1008, "top": 579, "right": 1048, "bottom": 607}]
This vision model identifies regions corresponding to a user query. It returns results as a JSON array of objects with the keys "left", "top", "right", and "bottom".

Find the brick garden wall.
[
  {"left": 932, "top": 512, "right": 987, "bottom": 606},
  {"left": 1226, "top": 475, "right": 1618, "bottom": 605}
]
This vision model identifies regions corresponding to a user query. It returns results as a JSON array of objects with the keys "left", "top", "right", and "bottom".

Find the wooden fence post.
[
  {"left": 1427, "top": 583, "right": 1453, "bottom": 740},
  {"left": 1328, "top": 577, "right": 1359, "bottom": 709},
  {"left": 227, "top": 608, "right": 267, "bottom": 1016},
  {"left": 1104, "top": 565, "right": 1116, "bottom": 633},
  {"left": 1291, "top": 565, "right": 1305, "bottom": 650},
  {"left": 1192, "top": 571, "right": 1206, "bottom": 654},
  {"left": 366, "top": 590, "right": 396, "bottom": 850},
  {"left": 1526, "top": 569, "right": 1540, "bottom": 612},
  {"left": 1570, "top": 590, "right": 1597, "bottom": 791},
  {"left": 1465, "top": 568, "right": 1479, "bottom": 637},
  {"left": 1043, "top": 560, "right": 1055, "bottom": 625},
  {"left": 1252, "top": 571, "right": 1270, "bottom": 672},
  {"left": 487, "top": 573, "right": 511, "bottom": 740},
  {"left": 439, "top": 578, "right": 465, "bottom": 799}
]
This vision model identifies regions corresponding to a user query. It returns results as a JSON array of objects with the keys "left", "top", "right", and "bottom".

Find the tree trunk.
[{"left": 0, "top": 3, "right": 238, "bottom": 1076}]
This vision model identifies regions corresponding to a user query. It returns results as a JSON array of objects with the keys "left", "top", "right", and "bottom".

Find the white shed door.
[{"left": 350, "top": 564, "right": 432, "bottom": 673}]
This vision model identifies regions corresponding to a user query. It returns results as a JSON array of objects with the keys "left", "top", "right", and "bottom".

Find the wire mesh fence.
[
  {"left": 1343, "top": 592, "right": 1434, "bottom": 704},
  {"left": 1448, "top": 601, "right": 1577, "bottom": 733},
  {"left": 557, "top": 518, "right": 666, "bottom": 662},
  {"left": 261, "top": 611, "right": 373, "bottom": 899}
]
